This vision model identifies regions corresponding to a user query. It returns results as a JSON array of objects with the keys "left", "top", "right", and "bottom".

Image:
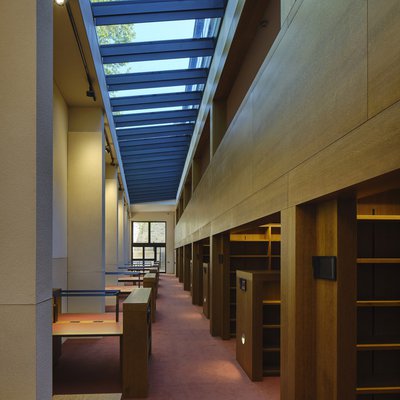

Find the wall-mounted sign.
[{"left": 312, "top": 256, "right": 337, "bottom": 281}]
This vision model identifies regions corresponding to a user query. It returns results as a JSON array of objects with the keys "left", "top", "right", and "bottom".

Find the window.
[{"left": 132, "top": 221, "right": 167, "bottom": 272}]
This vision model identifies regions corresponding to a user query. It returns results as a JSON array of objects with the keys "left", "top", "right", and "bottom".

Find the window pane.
[
  {"left": 156, "top": 247, "right": 166, "bottom": 272},
  {"left": 150, "top": 222, "right": 166, "bottom": 243},
  {"left": 144, "top": 247, "right": 155, "bottom": 260},
  {"left": 133, "top": 222, "right": 148, "bottom": 243},
  {"left": 132, "top": 247, "right": 143, "bottom": 259}
]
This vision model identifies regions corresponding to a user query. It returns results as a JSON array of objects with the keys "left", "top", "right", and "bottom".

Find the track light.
[{"left": 54, "top": 0, "right": 66, "bottom": 5}]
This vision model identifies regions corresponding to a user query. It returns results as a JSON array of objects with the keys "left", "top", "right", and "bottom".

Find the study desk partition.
[
  {"left": 106, "top": 271, "right": 143, "bottom": 287},
  {"left": 53, "top": 289, "right": 121, "bottom": 322}
]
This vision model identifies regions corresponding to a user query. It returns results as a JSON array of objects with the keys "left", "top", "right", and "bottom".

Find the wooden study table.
[
  {"left": 52, "top": 313, "right": 123, "bottom": 368},
  {"left": 53, "top": 311, "right": 123, "bottom": 333},
  {"left": 53, "top": 289, "right": 152, "bottom": 398}
]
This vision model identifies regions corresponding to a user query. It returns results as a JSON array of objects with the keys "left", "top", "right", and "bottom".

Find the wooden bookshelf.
[
  {"left": 228, "top": 224, "right": 281, "bottom": 338},
  {"left": 356, "top": 191, "right": 400, "bottom": 398},
  {"left": 236, "top": 270, "right": 280, "bottom": 381}
]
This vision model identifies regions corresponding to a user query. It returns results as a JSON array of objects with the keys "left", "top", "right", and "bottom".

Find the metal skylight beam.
[
  {"left": 106, "top": 69, "right": 208, "bottom": 92},
  {"left": 111, "top": 91, "right": 202, "bottom": 112},
  {"left": 100, "top": 38, "right": 215, "bottom": 64},
  {"left": 92, "top": 0, "right": 226, "bottom": 25}
]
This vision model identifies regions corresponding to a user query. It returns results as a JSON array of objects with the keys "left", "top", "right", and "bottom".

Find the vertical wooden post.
[
  {"left": 281, "top": 198, "right": 356, "bottom": 400},
  {"left": 192, "top": 242, "right": 204, "bottom": 305},
  {"left": 178, "top": 247, "right": 184, "bottom": 283},
  {"left": 210, "top": 233, "right": 230, "bottom": 338},
  {"left": 183, "top": 244, "right": 191, "bottom": 291}
]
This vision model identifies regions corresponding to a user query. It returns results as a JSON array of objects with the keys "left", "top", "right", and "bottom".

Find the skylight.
[{"left": 90, "top": 0, "right": 227, "bottom": 203}]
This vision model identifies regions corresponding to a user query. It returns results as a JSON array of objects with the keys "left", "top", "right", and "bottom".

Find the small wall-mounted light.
[
  {"left": 241, "top": 333, "right": 246, "bottom": 345},
  {"left": 54, "top": 0, "right": 66, "bottom": 5}
]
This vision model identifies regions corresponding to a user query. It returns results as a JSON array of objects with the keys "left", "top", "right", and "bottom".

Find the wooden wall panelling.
[
  {"left": 367, "top": 0, "right": 400, "bottom": 118},
  {"left": 281, "top": 205, "right": 316, "bottom": 400},
  {"left": 211, "top": 176, "right": 288, "bottom": 242},
  {"left": 288, "top": 101, "right": 400, "bottom": 207},
  {"left": 281, "top": 0, "right": 297, "bottom": 26},
  {"left": 211, "top": 105, "right": 254, "bottom": 219},
  {"left": 251, "top": 0, "right": 367, "bottom": 193},
  {"left": 174, "top": 0, "right": 400, "bottom": 248},
  {"left": 210, "top": 99, "right": 227, "bottom": 156},
  {"left": 225, "top": 0, "right": 280, "bottom": 126},
  {"left": 192, "top": 158, "right": 202, "bottom": 195},
  {"left": 183, "top": 171, "right": 192, "bottom": 209},
  {"left": 183, "top": 244, "right": 191, "bottom": 291}
]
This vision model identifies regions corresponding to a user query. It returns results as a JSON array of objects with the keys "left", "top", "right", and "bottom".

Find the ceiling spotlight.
[{"left": 54, "top": 0, "right": 66, "bottom": 6}]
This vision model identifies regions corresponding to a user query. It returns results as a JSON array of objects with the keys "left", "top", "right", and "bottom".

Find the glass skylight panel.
[
  {"left": 133, "top": 20, "right": 196, "bottom": 42},
  {"left": 103, "top": 57, "right": 192, "bottom": 76},
  {"left": 110, "top": 85, "right": 189, "bottom": 98}
]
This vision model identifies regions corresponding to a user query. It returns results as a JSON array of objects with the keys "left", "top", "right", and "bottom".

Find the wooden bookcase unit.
[
  {"left": 236, "top": 270, "right": 281, "bottom": 381},
  {"left": 356, "top": 191, "right": 400, "bottom": 399},
  {"left": 229, "top": 224, "right": 281, "bottom": 338},
  {"left": 122, "top": 288, "right": 152, "bottom": 399}
]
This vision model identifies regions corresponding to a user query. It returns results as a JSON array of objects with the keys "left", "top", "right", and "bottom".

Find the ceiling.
[{"left": 86, "top": 0, "right": 228, "bottom": 204}]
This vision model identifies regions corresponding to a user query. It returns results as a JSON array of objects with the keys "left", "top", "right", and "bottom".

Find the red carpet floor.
[{"left": 53, "top": 274, "right": 280, "bottom": 399}]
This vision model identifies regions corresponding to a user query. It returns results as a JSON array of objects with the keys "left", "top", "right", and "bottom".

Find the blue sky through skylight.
[{"left": 134, "top": 20, "right": 196, "bottom": 42}]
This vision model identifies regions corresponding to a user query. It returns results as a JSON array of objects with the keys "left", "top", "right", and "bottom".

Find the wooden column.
[
  {"left": 281, "top": 197, "right": 357, "bottom": 400},
  {"left": 192, "top": 242, "right": 204, "bottom": 305},
  {"left": 183, "top": 244, "right": 192, "bottom": 291},
  {"left": 203, "top": 262, "right": 210, "bottom": 318},
  {"left": 210, "top": 233, "right": 230, "bottom": 338},
  {"left": 175, "top": 248, "right": 179, "bottom": 277},
  {"left": 281, "top": 205, "right": 316, "bottom": 400}
]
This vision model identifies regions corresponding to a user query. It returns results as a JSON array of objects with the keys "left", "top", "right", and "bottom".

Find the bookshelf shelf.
[
  {"left": 356, "top": 193, "right": 400, "bottom": 398},
  {"left": 357, "top": 258, "right": 400, "bottom": 264}
]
